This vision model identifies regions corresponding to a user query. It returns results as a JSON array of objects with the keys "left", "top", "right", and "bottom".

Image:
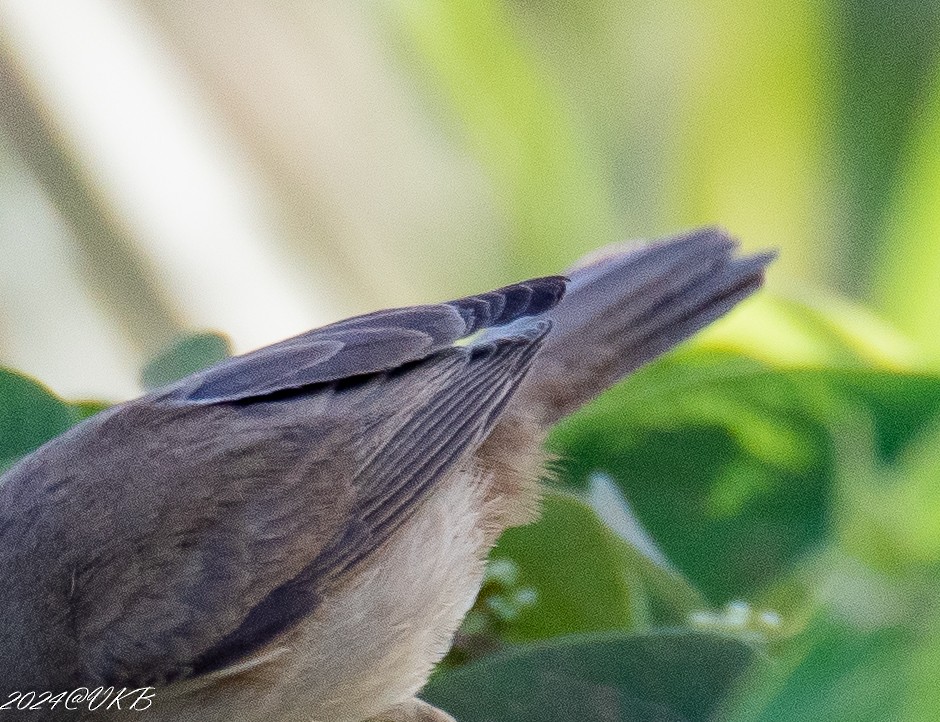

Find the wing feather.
[
  {"left": 175, "top": 277, "right": 566, "bottom": 404},
  {"left": 60, "top": 282, "right": 563, "bottom": 686}
]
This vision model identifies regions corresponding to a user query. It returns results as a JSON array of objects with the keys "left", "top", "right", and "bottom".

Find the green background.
[{"left": 2, "top": 1, "right": 940, "bottom": 719}]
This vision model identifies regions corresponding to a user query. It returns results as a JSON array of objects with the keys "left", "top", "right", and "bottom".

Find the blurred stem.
[
  {"left": 0, "top": 43, "right": 183, "bottom": 355},
  {"left": 140, "top": 0, "right": 380, "bottom": 307},
  {"left": 386, "top": 0, "right": 620, "bottom": 276},
  {"left": 666, "top": 0, "right": 837, "bottom": 288},
  {"left": 832, "top": 0, "right": 940, "bottom": 296},
  {"left": 875, "top": 51, "right": 940, "bottom": 360}
]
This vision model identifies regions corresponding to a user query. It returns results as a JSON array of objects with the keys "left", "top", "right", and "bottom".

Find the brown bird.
[{"left": 0, "top": 228, "right": 772, "bottom": 721}]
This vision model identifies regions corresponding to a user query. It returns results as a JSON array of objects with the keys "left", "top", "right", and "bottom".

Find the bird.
[{"left": 0, "top": 228, "right": 773, "bottom": 722}]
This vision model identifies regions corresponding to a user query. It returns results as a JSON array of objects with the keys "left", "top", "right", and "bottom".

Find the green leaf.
[
  {"left": 688, "top": 293, "right": 921, "bottom": 383},
  {"left": 490, "top": 490, "right": 643, "bottom": 641},
  {"left": 729, "top": 397, "right": 940, "bottom": 720},
  {"left": 72, "top": 400, "right": 111, "bottom": 420},
  {"left": 448, "top": 485, "right": 706, "bottom": 666},
  {"left": 837, "top": 415, "right": 940, "bottom": 570},
  {"left": 723, "top": 607, "right": 915, "bottom": 722},
  {"left": 423, "top": 630, "right": 759, "bottom": 722},
  {"left": 903, "top": 589, "right": 940, "bottom": 721},
  {"left": 0, "top": 368, "right": 81, "bottom": 472},
  {"left": 549, "top": 355, "right": 829, "bottom": 603},
  {"left": 549, "top": 350, "right": 940, "bottom": 603},
  {"left": 584, "top": 473, "right": 706, "bottom": 620},
  {"left": 140, "top": 332, "right": 232, "bottom": 390}
]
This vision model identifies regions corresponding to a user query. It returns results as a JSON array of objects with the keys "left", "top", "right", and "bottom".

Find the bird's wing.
[
  {"left": 57, "top": 278, "right": 565, "bottom": 688},
  {"left": 167, "top": 276, "right": 567, "bottom": 403}
]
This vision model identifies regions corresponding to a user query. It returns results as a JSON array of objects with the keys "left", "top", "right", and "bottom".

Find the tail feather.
[{"left": 513, "top": 227, "right": 774, "bottom": 426}]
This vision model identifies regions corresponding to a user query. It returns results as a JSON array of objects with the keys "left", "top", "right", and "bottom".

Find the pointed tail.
[{"left": 513, "top": 227, "right": 774, "bottom": 426}]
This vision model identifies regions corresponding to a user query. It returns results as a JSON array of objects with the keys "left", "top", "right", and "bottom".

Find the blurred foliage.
[
  {"left": 0, "top": 369, "right": 81, "bottom": 472},
  {"left": 488, "top": 491, "right": 642, "bottom": 640},
  {"left": 389, "top": 0, "right": 619, "bottom": 276},
  {"left": 4, "top": 0, "right": 940, "bottom": 393},
  {"left": 139, "top": 331, "right": 232, "bottom": 390}
]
